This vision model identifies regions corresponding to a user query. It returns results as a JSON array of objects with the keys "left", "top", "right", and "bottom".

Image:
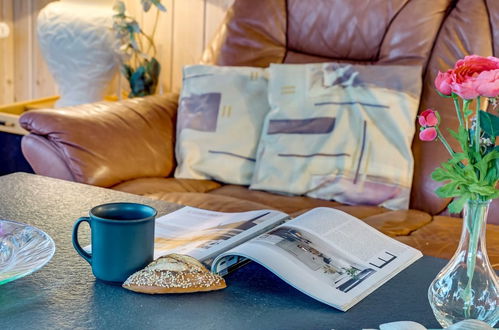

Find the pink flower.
[
  {"left": 418, "top": 109, "right": 439, "bottom": 142},
  {"left": 418, "top": 109, "right": 439, "bottom": 127},
  {"left": 449, "top": 55, "right": 499, "bottom": 99},
  {"left": 434, "top": 71, "right": 453, "bottom": 96},
  {"left": 474, "top": 69, "right": 499, "bottom": 98},
  {"left": 419, "top": 127, "right": 437, "bottom": 141}
]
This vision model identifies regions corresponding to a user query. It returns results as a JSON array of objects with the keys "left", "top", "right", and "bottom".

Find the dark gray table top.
[{"left": 0, "top": 173, "right": 444, "bottom": 330}]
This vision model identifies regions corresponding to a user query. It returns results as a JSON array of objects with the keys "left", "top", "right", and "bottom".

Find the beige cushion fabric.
[
  {"left": 175, "top": 65, "right": 270, "bottom": 185},
  {"left": 250, "top": 63, "right": 422, "bottom": 210}
]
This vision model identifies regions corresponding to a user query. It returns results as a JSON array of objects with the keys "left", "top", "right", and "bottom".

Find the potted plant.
[{"left": 113, "top": 0, "right": 166, "bottom": 98}]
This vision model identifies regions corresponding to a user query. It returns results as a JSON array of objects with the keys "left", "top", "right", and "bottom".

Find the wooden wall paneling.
[
  {"left": 171, "top": 0, "right": 206, "bottom": 92},
  {"left": 204, "top": 0, "right": 233, "bottom": 47},
  {"left": 1, "top": 0, "right": 233, "bottom": 103},
  {"left": 0, "top": 0, "right": 15, "bottom": 104},
  {"left": 13, "top": 0, "right": 33, "bottom": 102},
  {"left": 32, "top": 0, "right": 57, "bottom": 99}
]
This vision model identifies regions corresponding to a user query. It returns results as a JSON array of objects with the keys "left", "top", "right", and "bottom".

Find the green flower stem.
[
  {"left": 463, "top": 99, "right": 472, "bottom": 130},
  {"left": 461, "top": 200, "right": 486, "bottom": 319},
  {"left": 436, "top": 127, "right": 455, "bottom": 156},
  {"left": 436, "top": 127, "right": 465, "bottom": 169},
  {"left": 453, "top": 94, "right": 465, "bottom": 127},
  {"left": 475, "top": 97, "right": 481, "bottom": 154}
]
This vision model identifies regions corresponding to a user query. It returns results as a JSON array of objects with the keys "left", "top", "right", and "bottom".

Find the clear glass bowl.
[{"left": 0, "top": 219, "right": 55, "bottom": 285}]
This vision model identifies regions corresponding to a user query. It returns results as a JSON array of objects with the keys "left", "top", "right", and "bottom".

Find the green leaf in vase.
[
  {"left": 448, "top": 194, "right": 470, "bottom": 214},
  {"left": 479, "top": 110, "right": 499, "bottom": 137},
  {"left": 435, "top": 181, "right": 461, "bottom": 197}
]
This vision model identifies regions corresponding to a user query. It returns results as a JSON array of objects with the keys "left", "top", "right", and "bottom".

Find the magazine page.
[
  {"left": 212, "top": 207, "right": 422, "bottom": 311},
  {"left": 153, "top": 206, "right": 289, "bottom": 268}
]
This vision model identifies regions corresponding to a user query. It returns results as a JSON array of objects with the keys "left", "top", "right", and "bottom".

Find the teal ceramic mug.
[{"left": 72, "top": 202, "right": 157, "bottom": 283}]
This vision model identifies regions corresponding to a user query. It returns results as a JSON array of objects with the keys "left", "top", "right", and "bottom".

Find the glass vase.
[{"left": 428, "top": 199, "right": 498, "bottom": 327}]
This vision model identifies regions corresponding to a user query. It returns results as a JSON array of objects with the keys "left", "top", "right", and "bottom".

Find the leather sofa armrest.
[
  {"left": 21, "top": 134, "right": 76, "bottom": 182},
  {"left": 20, "top": 93, "right": 179, "bottom": 187}
]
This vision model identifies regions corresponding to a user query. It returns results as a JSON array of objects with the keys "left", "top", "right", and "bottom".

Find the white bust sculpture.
[{"left": 37, "top": 0, "right": 118, "bottom": 107}]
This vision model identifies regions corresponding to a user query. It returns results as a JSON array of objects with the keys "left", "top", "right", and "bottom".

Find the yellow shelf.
[{"left": 0, "top": 95, "right": 120, "bottom": 135}]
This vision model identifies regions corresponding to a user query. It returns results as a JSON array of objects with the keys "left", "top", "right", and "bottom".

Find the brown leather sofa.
[{"left": 19, "top": 0, "right": 499, "bottom": 267}]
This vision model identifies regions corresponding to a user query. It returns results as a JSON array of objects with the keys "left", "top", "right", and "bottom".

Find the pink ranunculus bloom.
[
  {"left": 418, "top": 109, "right": 439, "bottom": 127},
  {"left": 419, "top": 127, "right": 438, "bottom": 141},
  {"left": 453, "top": 55, "right": 499, "bottom": 72},
  {"left": 474, "top": 69, "right": 499, "bottom": 98},
  {"left": 450, "top": 55, "right": 499, "bottom": 99},
  {"left": 450, "top": 78, "right": 480, "bottom": 99},
  {"left": 434, "top": 70, "right": 453, "bottom": 96}
]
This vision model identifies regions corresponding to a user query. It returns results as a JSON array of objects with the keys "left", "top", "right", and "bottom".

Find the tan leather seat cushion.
[
  {"left": 210, "top": 185, "right": 345, "bottom": 214},
  {"left": 111, "top": 177, "right": 221, "bottom": 195},
  {"left": 209, "top": 185, "right": 432, "bottom": 235},
  {"left": 396, "top": 216, "right": 499, "bottom": 269},
  {"left": 144, "top": 192, "right": 273, "bottom": 213}
]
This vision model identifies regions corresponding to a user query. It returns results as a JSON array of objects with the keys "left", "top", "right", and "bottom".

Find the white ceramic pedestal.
[{"left": 37, "top": 0, "right": 118, "bottom": 107}]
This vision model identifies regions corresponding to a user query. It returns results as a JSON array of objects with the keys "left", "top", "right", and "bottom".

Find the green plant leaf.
[
  {"left": 127, "top": 21, "right": 141, "bottom": 34},
  {"left": 484, "top": 166, "right": 497, "bottom": 184},
  {"left": 448, "top": 194, "right": 470, "bottom": 214},
  {"left": 448, "top": 152, "right": 466, "bottom": 165},
  {"left": 113, "top": 1, "right": 126, "bottom": 15},
  {"left": 435, "top": 181, "right": 461, "bottom": 197},
  {"left": 467, "top": 183, "right": 496, "bottom": 196},
  {"left": 151, "top": 0, "right": 167, "bottom": 11},
  {"left": 120, "top": 64, "right": 133, "bottom": 80},
  {"left": 431, "top": 167, "right": 452, "bottom": 182},
  {"left": 448, "top": 126, "right": 470, "bottom": 154},
  {"left": 130, "top": 66, "right": 146, "bottom": 95},
  {"left": 147, "top": 58, "right": 160, "bottom": 79},
  {"left": 141, "top": 0, "right": 152, "bottom": 12},
  {"left": 495, "top": 146, "right": 499, "bottom": 182},
  {"left": 479, "top": 110, "right": 499, "bottom": 137},
  {"left": 475, "top": 149, "right": 499, "bottom": 181}
]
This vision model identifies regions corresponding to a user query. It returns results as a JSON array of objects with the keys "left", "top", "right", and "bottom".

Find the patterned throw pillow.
[
  {"left": 175, "top": 65, "right": 270, "bottom": 185},
  {"left": 250, "top": 63, "right": 423, "bottom": 210}
]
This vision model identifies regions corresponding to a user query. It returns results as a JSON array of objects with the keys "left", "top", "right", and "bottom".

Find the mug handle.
[{"left": 72, "top": 216, "right": 92, "bottom": 264}]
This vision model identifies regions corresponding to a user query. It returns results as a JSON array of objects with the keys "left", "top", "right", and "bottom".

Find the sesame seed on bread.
[{"left": 122, "top": 254, "right": 226, "bottom": 294}]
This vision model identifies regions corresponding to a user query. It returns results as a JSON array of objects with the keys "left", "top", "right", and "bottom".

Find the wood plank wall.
[{"left": 0, "top": 0, "right": 233, "bottom": 105}]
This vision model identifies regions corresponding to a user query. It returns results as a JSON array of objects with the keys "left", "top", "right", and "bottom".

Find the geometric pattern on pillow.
[
  {"left": 250, "top": 63, "right": 422, "bottom": 210},
  {"left": 175, "top": 65, "right": 270, "bottom": 185},
  {"left": 177, "top": 93, "right": 221, "bottom": 132}
]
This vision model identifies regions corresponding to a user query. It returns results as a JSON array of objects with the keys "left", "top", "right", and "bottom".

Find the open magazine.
[{"left": 153, "top": 206, "right": 422, "bottom": 311}]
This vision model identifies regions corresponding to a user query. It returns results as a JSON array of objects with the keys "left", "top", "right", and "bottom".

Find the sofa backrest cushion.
[
  {"left": 202, "top": 0, "right": 499, "bottom": 216},
  {"left": 202, "top": 0, "right": 451, "bottom": 68}
]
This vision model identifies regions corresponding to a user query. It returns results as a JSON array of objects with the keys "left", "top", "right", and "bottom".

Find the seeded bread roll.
[{"left": 122, "top": 253, "right": 226, "bottom": 294}]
